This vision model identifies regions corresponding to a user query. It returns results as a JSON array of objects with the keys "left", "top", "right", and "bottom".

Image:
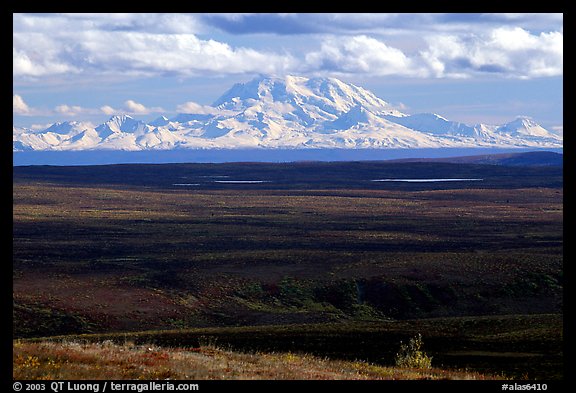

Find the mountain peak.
[
  {"left": 212, "top": 74, "right": 403, "bottom": 118},
  {"left": 13, "top": 75, "right": 562, "bottom": 152},
  {"left": 108, "top": 114, "right": 134, "bottom": 122},
  {"left": 383, "top": 112, "right": 477, "bottom": 137},
  {"left": 508, "top": 116, "right": 538, "bottom": 127},
  {"left": 44, "top": 121, "right": 89, "bottom": 135},
  {"left": 150, "top": 115, "right": 170, "bottom": 127},
  {"left": 95, "top": 114, "right": 147, "bottom": 135},
  {"left": 497, "top": 116, "right": 557, "bottom": 139},
  {"left": 322, "top": 105, "right": 376, "bottom": 131}
]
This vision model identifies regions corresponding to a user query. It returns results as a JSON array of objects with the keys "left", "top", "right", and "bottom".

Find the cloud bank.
[
  {"left": 421, "top": 27, "right": 563, "bottom": 78},
  {"left": 13, "top": 13, "right": 562, "bottom": 81}
]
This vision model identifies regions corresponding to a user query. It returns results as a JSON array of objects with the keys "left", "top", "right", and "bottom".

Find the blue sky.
[{"left": 13, "top": 13, "right": 563, "bottom": 132}]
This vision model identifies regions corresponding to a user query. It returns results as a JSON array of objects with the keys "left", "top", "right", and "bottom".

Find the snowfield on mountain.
[{"left": 13, "top": 75, "right": 563, "bottom": 152}]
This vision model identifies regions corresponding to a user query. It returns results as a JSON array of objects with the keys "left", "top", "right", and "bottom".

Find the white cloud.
[
  {"left": 54, "top": 104, "right": 85, "bottom": 116},
  {"left": 14, "top": 94, "right": 91, "bottom": 117},
  {"left": 303, "top": 29, "right": 562, "bottom": 79},
  {"left": 13, "top": 40, "right": 80, "bottom": 77},
  {"left": 13, "top": 14, "right": 297, "bottom": 78},
  {"left": 100, "top": 105, "right": 116, "bottom": 115},
  {"left": 305, "top": 35, "right": 426, "bottom": 77},
  {"left": 124, "top": 100, "right": 149, "bottom": 114},
  {"left": 420, "top": 27, "right": 563, "bottom": 78},
  {"left": 100, "top": 100, "right": 164, "bottom": 116},
  {"left": 13, "top": 94, "right": 30, "bottom": 113},
  {"left": 80, "top": 32, "right": 296, "bottom": 76},
  {"left": 12, "top": 13, "right": 563, "bottom": 81}
]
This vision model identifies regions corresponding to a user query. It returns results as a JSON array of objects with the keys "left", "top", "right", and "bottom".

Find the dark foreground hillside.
[{"left": 12, "top": 160, "right": 563, "bottom": 379}]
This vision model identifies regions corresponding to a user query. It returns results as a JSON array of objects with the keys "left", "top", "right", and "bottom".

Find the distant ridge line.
[{"left": 385, "top": 151, "right": 563, "bottom": 166}]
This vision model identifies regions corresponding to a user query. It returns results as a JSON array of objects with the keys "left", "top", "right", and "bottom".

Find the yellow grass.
[{"left": 13, "top": 340, "right": 503, "bottom": 380}]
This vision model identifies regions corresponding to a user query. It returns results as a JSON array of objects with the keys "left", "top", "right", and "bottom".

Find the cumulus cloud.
[
  {"left": 13, "top": 13, "right": 563, "bottom": 82},
  {"left": 303, "top": 29, "right": 563, "bottom": 79},
  {"left": 71, "top": 31, "right": 297, "bottom": 76},
  {"left": 13, "top": 39, "right": 80, "bottom": 77},
  {"left": 13, "top": 94, "right": 30, "bottom": 113},
  {"left": 13, "top": 13, "right": 297, "bottom": 78},
  {"left": 124, "top": 100, "right": 149, "bottom": 114},
  {"left": 420, "top": 27, "right": 563, "bottom": 78},
  {"left": 100, "top": 105, "right": 116, "bottom": 115},
  {"left": 305, "top": 35, "right": 425, "bottom": 77},
  {"left": 15, "top": 95, "right": 94, "bottom": 117},
  {"left": 54, "top": 104, "right": 85, "bottom": 116},
  {"left": 100, "top": 100, "right": 164, "bottom": 116}
]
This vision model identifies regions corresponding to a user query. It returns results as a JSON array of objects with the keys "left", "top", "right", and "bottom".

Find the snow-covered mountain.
[
  {"left": 384, "top": 113, "right": 477, "bottom": 138},
  {"left": 13, "top": 75, "right": 563, "bottom": 151}
]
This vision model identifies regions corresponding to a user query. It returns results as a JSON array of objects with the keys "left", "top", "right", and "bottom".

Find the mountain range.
[{"left": 13, "top": 75, "right": 563, "bottom": 152}]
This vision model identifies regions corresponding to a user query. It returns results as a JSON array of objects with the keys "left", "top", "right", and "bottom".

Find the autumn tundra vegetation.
[{"left": 13, "top": 159, "right": 563, "bottom": 380}]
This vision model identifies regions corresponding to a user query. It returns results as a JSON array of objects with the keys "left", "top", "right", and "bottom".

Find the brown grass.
[{"left": 13, "top": 340, "right": 502, "bottom": 380}]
